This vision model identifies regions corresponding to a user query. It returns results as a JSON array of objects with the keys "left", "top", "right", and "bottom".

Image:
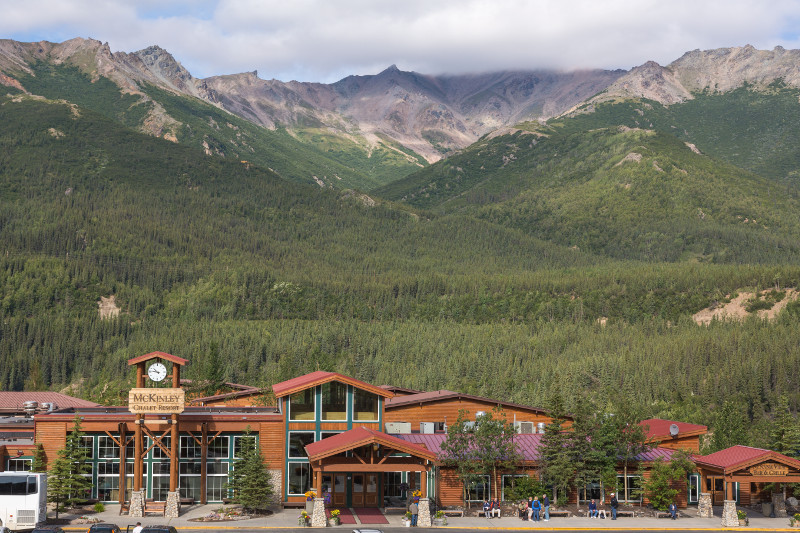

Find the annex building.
[{"left": 2, "top": 352, "right": 798, "bottom": 526}]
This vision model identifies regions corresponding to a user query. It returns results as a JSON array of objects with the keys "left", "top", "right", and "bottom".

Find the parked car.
[
  {"left": 140, "top": 527, "right": 178, "bottom": 533},
  {"left": 0, "top": 526, "right": 13, "bottom": 533},
  {"left": 88, "top": 523, "right": 122, "bottom": 533},
  {"left": 31, "top": 527, "right": 64, "bottom": 533}
]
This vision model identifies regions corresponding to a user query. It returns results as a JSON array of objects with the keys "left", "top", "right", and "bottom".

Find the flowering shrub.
[
  {"left": 331, "top": 509, "right": 341, "bottom": 518},
  {"left": 305, "top": 489, "right": 317, "bottom": 501}
]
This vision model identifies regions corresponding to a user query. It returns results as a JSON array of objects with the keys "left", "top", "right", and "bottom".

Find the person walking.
[
  {"left": 610, "top": 492, "right": 618, "bottom": 520},
  {"left": 542, "top": 493, "right": 550, "bottom": 521},
  {"left": 532, "top": 496, "right": 541, "bottom": 522}
]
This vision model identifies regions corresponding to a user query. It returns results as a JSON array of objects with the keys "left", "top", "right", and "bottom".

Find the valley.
[{"left": 1, "top": 39, "right": 800, "bottom": 449}]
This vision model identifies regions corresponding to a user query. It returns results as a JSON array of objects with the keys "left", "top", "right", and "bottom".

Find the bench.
[
  {"left": 441, "top": 509, "right": 464, "bottom": 518},
  {"left": 383, "top": 507, "right": 407, "bottom": 514},
  {"left": 616, "top": 511, "right": 635, "bottom": 518},
  {"left": 549, "top": 510, "right": 571, "bottom": 517},
  {"left": 144, "top": 501, "right": 166, "bottom": 516},
  {"left": 656, "top": 512, "right": 677, "bottom": 519},
  {"left": 119, "top": 503, "right": 129, "bottom": 515}
]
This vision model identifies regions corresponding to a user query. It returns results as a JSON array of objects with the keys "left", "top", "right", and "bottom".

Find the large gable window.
[
  {"left": 353, "top": 388, "right": 379, "bottom": 421},
  {"left": 321, "top": 382, "right": 348, "bottom": 421},
  {"left": 289, "top": 388, "right": 316, "bottom": 421}
]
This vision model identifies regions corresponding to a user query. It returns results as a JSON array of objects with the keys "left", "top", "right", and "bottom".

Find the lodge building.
[{"left": 2, "top": 351, "right": 799, "bottom": 525}]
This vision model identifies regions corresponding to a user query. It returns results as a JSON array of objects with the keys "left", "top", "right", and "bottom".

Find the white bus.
[{"left": 0, "top": 472, "right": 46, "bottom": 531}]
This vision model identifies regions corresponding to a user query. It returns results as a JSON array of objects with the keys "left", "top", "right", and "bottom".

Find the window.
[
  {"left": 7, "top": 458, "right": 32, "bottom": 471},
  {"left": 152, "top": 461, "right": 171, "bottom": 500},
  {"left": 97, "top": 462, "right": 120, "bottom": 501},
  {"left": 208, "top": 436, "right": 229, "bottom": 459},
  {"left": 688, "top": 474, "right": 699, "bottom": 504},
  {"left": 80, "top": 436, "right": 94, "bottom": 459},
  {"left": 233, "top": 435, "right": 257, "bottom": 459},
  {"left": 180, "top": 436, "right": 201, "bottom": 459},
  {"left": 321, "top": 431, "right": 341, "bottom": 440},
  {"left": 616, "top": 475, "right": 641, "bottom": 502},
  {"left": 434, "top": 422, "right": 446, "bottom": 433},
  {"left": 288, "top": 432, "right": 315, "bottom": 458},
  {"left": 502, "top": 475, "right": 527, "bottom": 501},
  {"left": 288, "top": 462, "right": 312, "bottom": 495},
  {"left": 353, "top": 389, "right": 379, "bottom": 421},
  {"left": 579, "top": 481, "right": 603, "bottom": 502},
  {"left": 466, "top": 475, "right": 490, "bottom": 502},
  {"left": 98, "top": 436, "right": 119, "bottom": 459},
  {"left": 289, "top": 389, "right": 316, "bottom": 421},
  {"left": 179, "top": 462, "right": 201, "bottom": 501},
  {"left": 206, "top": 461, "right": 229, "bottom": 501},
  {"left": 152, "top": 436, "right": 171, "bottom": 459},
  {"left": 321, "top": 382, "right": 348, "bottom": 421}
]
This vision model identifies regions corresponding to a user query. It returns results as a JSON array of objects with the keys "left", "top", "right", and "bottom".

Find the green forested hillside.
[{"left": 3, "top": 87, "right": 800, "bottom": 449}]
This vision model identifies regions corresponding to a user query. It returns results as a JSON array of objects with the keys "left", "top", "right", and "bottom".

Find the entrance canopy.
[
  {"left": 694, "top": 445, "right": 800, "bottom": 482},
  {"left": 305, "top": 426, "right": 436, "bottom": 499}
]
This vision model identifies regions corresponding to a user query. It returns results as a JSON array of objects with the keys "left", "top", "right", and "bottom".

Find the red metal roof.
[
  {"left": 272, "top": 371, "right": 393, "bottom": 399},
  {"left": 127, "top": 351, "right": 188, "bottom": 366},
  {"left": 304, "top": 426, "right": 436, "bottom": 461},
  {"left": 694, "top": 445, "right": 776, "bottom": 470},
  {"left": 0, "top": 392, "right": 100, "bottom": 412},
  {"left": 385, "top": 389, "right": 549, "bottom": 415},
  {"left": 639, "top": 418, "right": 707, "bottom": 440}
]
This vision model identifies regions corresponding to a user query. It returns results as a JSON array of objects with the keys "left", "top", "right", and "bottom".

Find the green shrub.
[{"left": 94, "top": 502, "right": 105, "bottom": 513}]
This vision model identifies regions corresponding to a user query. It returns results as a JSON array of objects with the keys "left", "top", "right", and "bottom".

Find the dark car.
[
  {"left": 140, "top": 527, "right": 178, "bottom": 533},
  {"left": 88, "top": 524, "right": 122, "bottom": 533},
  {"left": 31, "top": 527, "right": 64, "bottom": 533}
]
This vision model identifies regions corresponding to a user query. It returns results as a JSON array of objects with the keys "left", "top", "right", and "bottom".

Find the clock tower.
[{"left": 126, "top": 351, "right": 188, "bottom": 518}]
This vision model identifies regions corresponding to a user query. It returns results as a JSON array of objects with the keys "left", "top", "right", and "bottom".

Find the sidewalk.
[{"left": 55, "top": 504, "right": 797, "bottom": 530}]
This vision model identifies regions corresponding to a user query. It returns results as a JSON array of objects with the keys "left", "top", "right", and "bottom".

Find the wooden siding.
[
  {"left": 385, "top": 398, "right": 552, "bottom": 432},
  {"left": 651, "top": 435, "right": 701, "bottom": 453},
  {"left": 35, "top": 420, "right": 67, "bottom": 467}
]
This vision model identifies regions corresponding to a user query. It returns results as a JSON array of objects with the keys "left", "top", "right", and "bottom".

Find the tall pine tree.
[
  {"left": 226, "top": 427, "right": 274, "bottom": 512},
  {"left": 48, "top": 414, "right": 93, "bottom": 518}
]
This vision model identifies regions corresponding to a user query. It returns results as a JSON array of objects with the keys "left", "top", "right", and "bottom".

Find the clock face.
[{"left": 148, "top": 362, "right": 168, "bottom": 382}]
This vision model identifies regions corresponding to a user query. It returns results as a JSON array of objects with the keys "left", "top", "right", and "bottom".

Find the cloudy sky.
[{"left": 3, "top": 0, "right": 800, "bottom": 83}]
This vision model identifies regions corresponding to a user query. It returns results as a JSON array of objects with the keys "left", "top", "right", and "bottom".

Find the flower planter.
[
  {"left": 739, "top": 519, "right": 748, "bottom": 527},
  {"left": 402, "top": 519, "right": 411, "bottom": 527},
  {"left": 305, "top": 500, "right": 315, "bottom": 514},
  {"left": 433, "top": 518, "right": 445, "bottom": 526},
  {"left": 329, "top": 518, "right": 340, "bottom": 526}
]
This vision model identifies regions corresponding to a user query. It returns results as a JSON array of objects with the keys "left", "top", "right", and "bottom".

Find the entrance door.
[
  {"left": 365, "top": 474, "right": 378, "bottom": 506},
  {"left": 352, "top": 474, "right": 364, "bottom": 506},
  {"left": 332, "top": 474, "right": 346, "bottom": 506}
]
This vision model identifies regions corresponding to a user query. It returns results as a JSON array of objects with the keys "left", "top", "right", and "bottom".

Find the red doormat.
[
  {"left": 352, "top": 507, "right": 390, "bottom": 524},
  {"left": 327, "top": 507, "right": 357, "bottom": 524}
]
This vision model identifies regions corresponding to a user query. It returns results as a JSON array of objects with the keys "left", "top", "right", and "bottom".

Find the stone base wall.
[
  {"left": 267, "top": 469, "right": 282, "bottom": 506},
  {"left": 311, "top": 497, "right": 326, "bottom": 527},
  {"left": 721, "top": 500, "right": 738, "bottom": 527},
  {"left": 773, "top": 492, "right": 787, "bottom": 518},
  {"left": 418, "top": 498, "right": 431, "bottom": 527},
  {"left": 129, "top": 490, "right": 144, "bottom": 518},
  {"left": 165, "top": 491, "right": 179, "bottom": 518},
  {"left": 698, "top": 493, "right": 712, "bottom": 518}
]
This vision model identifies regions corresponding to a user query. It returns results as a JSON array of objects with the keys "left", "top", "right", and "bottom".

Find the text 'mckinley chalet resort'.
[{"left": 2, "top": 351, "right": 800, "bottom": 524}]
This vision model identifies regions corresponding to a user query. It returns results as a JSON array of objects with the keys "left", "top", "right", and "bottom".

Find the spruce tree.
[
  {"left": 47, "top": 414, "right": 93, "bottom": 518},
  {"left": 226, "top": 427, "right": 274, "bottom": 512}
]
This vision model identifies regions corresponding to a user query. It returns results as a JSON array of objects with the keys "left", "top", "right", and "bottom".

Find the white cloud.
[{"left": 1, "top": 0, "right": 799, "bottom": 82}]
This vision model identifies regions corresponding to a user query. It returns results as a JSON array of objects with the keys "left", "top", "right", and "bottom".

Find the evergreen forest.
[{"left": 3, "top": 72, "right": 800, "bottom": 453}]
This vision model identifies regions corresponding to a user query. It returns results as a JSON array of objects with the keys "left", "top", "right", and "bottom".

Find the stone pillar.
[
  {"left": 418, "top": 498, "right": 432, "bottom": 527},
  {"left": 721, "top": 500, "right": 738, "bottom": 527},
  {"left": 773, "top": 492, "right": 787, "bottom": 518},
  {"left": 165, "top": 491, "right": 180, "bottom": 518},
  {"left": 698, "top": 493, "right": 712, "bottom": 518},
  {"left": 311, "top": 497, "right": 326, "bottom": 527},
  {"left": 129, "top": 490, "right": 145, "bottom": 518}
]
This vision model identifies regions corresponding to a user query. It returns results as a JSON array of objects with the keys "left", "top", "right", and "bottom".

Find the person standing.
[
  {"left": 527, "top": 496, "right": 534, "bottom": 521},
  {"left": 132, "top": 523, "right": 143, "bottom": 533},
  {"left": 542, "top": 493, "right": 550, "bottom": 521},
  {"left": 532, "top": 496, "right": 541, "bottom": 522},
  {"left": 410, "top": 500, "right": 419, "bottom": 526},
  {"left": 610, "top": 492, "right": 618, "bottom": 520}
]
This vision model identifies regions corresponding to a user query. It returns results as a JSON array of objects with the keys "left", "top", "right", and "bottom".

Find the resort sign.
[
  {"left": 128, "top": 388, "right": 185, "bottom": 414},
  {"left": 749, "top": 462, "right": 789, "bottom": 476}
]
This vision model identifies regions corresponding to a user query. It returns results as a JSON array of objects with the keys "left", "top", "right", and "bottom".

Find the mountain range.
[{"left": 3, "top": 37, "right": 800, "bottom": 434}]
